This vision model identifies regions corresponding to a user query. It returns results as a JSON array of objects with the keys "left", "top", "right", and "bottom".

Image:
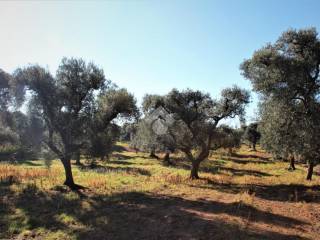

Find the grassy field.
[{"left": 1, "top": 144, "right": 320, "bottom": 240}]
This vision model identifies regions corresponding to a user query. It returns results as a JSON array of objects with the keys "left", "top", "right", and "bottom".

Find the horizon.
[{"left": 2, "top": 0, "right": 320, "bottom": 125}]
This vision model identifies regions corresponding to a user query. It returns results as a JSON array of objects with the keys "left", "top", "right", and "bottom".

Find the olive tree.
[
  {"left": 5, "top": 111, "right": 44, "bottom": 159},
  {"left": 14, "top": 58, "right": 137, "bottom": 189},
  {"left": 84, "top": 123, "right": 120, "bottom": 164},
  {"left": 0, "top": 68, "right": 25, "bottom": 112},
  {"left": 164, "top": 87, "right": 250, "bottom": 179},
  {"left": 138, "top": 94, "right": 176, "bottom": 162},
  {"left": 0, "top": 125, "right": 18, "bottom": 146},
  {"left": 213, "top": 125, "right": 242, "bottom": 155},
  {"left": 258, "top": 99, "right": 303, "bottom": 170},
  {"left": 0, "top": 69, "right": 44, "bottom": 160},
  {"left": 0, "top": 70, "right": 17, "bottom": 138},
  {"left": 0, "top": 69, "right": 13, "bottom": 112},
  {"left": 84, "top": 88, "right": 138, "bottom": 164},
  {"left": 243, "top": 122, "right": 261, "bottom": 151},
  {"left": 120, "top": 122, "right": 137, "bottom": 142},
  {"left": 241, "top": 28, "right": 320, "bottom": 180},
  {"left": 130, "top": 120, "right": 159, "bottom": 158}
]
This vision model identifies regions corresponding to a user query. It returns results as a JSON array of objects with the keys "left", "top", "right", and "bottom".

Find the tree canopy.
[
  {"left": 162, "top": 86, "right": 250, "bottom": 178},
  {"left": 241, "top": 28, "right": 320, "bottom": 179},
  {"left": 13, "top": 58, "right": 137, "bottom": 189}
]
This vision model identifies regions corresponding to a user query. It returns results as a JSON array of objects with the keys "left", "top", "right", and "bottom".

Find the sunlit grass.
[{"left": 0, "top": 144, "right": 319, "bottom": 239}]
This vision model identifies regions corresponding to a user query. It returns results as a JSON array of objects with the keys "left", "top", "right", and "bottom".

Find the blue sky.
[{"left": 1, "top": 0, "right": 320, "bottom": 124}]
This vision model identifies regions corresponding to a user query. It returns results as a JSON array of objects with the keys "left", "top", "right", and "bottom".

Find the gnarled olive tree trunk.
[
  {"left": 306, "top": 161, "right": 314, "bottom": 180},
  {"left": 61, "top": 156, "right": 75, "bottom": 188},
  {"left": 288, "top": 155, "right": 295, "bottom": 170},
  {"left": 47, "top": 137, "right": 81, "bottom": 190},
  {"left": 149, "top": 148, "right": 159, "bottom": 159},
  {"left": 190, "top": 160, "right": 200, "bottom": 179},
  {"left": 252, "top": 143, "right": 256, "bottom": 151},
  {"left": 74, "top": 150, "right": 81, "bottom": 165},
  {"left": 163, "top": 151, "right": 172, "bottom": 165},
  {"left": 185, "top": 146, "right": 210, "bottom": 180}
]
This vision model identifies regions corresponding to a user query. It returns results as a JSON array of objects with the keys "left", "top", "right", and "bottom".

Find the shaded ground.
[{"left": 0, "top": 145, "right": 319, "bottom": 239}]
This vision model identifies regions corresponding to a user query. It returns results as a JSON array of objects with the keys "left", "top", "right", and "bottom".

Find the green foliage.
[
  {"left": 142, "top": 94, "right": 165, "bottom": 114},
  {"left": 130, "top": 119, "right": 175, "bottom": 154},
  {"left": 96, "top": 88, "right": 139, "bottom": 121},
  {"left": 133, "top": 87, "right": 250, "bottom": 178},
  {"left": 164, "top": 87, "right": 249, "bottom": 156},
  {"left": 258, "top": 100, "right": 300, "bottom": 159},
  {"left": 243, "top": 123, "right": 261, "bottom": 150},
  {"left": 213, "top": 125, "right": 243, "bottom": 153},
  {"left": 14, "top": 58, "right": 106, "bottom": 163},
  {"left": 12, "top": 58, "right": 138, "bottom": 187},
  {"left": 1, "top": 144, "right": 318, "bottom": 240},
  {"left": 120, "top": 122, "right": 137, "bottom": 142},
  {"left": 0, "top": 69, "right": 13, "bottom": 111},
  {"left": 85, "top": 124, "right": 120, "bottom": 163},
  {"left": 0, "top": 125, "right": 18, "bottom": 146},
  {"left": 241, "top": 27, "right": 320, "bottom": 178},
  {"left": 84, "top": 88, "right": 138, "bottom": 162},
  {"left": 131, "top": 94, "right": 176, "bottom": 155},
  {"left": 7, "top": 111, "right": 44, "bottom": 158},
  {"left": 41, "top": 146, "right": 57, "bottom": 169}
]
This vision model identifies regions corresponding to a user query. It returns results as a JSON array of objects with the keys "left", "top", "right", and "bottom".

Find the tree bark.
[
  {"left": 61, "top": 156, "right": 76, "bottom": 188},
  {"left": 163, "top": 152, "right": 172, "bottom": 165},
  {"left": 289, "top": 155, "right": 295, "bottom": 170},
  {"left": 184, "top": 145, "right": 209, "bottom": 180},
  {"left": 252, "top": 143, "right": 256, "bottom": 151},
  {"left": 150, "top": 149, "right": 159, "bottom": 159},
  {"left": 190, "top": 160, "right": 200, "bottom": 179},
  {"left": 306, "top": 161, "right": 314, "bottom": 180},
  {"left": 75, "top": 150, "right": 81, "bottom": 165}
]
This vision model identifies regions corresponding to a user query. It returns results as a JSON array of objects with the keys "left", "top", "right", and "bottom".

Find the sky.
[{"left": 1, "top": 0, "right": 320, "bottom": 125}]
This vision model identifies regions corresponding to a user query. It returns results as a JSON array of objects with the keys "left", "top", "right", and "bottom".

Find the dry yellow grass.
[
  {"left": 0, "top": 144, "right": 319, "bottom": 239},
  {"left": 0, "top": 164, "right": 61, "bottom": 184}
]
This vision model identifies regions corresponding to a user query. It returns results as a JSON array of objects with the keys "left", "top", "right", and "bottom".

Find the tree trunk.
[
  {"left": 190, "top": 160, "right": 200, "bottom": 179},
  {"left": 188, "top": 145, "right": 209, "bottom": 180},
  {"left": 289, "top": 155, "right": 295, "bottom": 170},
  {"left": 61, "top": 156, "right": 76, "bottom": 188},
  {"left": 306, "top": 161, "right": 314, "bottom": 181},
  {"left": 252, "top": 143, "right": 256, "bottom": 151},
  {"left": 150, "top": 149, "right": 159, "bottom": 159},
  {"left": 75, "top": 150, "right": 81, "bottom": 165},
  {"left": 164, "top": 152, "right": 172, "bottom": 165}
]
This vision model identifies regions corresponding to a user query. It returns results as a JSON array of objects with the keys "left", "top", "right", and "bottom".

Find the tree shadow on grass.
[
  {"left": 112, "top": 145, "right": 128, "bottom": 152},
  {"left": 109, "top": 160, "right": 134, "bottom": 165},
  {"left": 79, "top": 164, "right": 151, "bottom": 176},
  {"left": 172, "top": 160, "right": 272, "bottom": 177},
  {"left": 203, "top": 166, "right": 272, "bottom": 177},
  {"left": 112, "top": 152, "right": 160, "bottom": 161},
  {"left": 111, "top": 153, "right": 136, "bottom": 161},
  {"left": 196, "top": 178, "right": 320, "bottom": 203},
  {"left": 0, "top": 183, "right": 68, "bottom": 238},
  {"left": 9, "top": 159, "right": 43, "bottom": 167},
  {"left": 231, "top": 153, "right": 270, "bottom": 161},
  {"left": 0, "top": 183, "right": 310, "bottom": 240},
  {"left": 112, "top": 144, "right": 137, "bottom": 153},
  {"left": 219, "top": 156, "right": 273, "bottom": 165}
]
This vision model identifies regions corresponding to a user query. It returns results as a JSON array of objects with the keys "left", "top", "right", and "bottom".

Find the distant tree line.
[
  {"left": 1, "top": 27, "right": 320, "bottom": 188},
  {"left": 0, "top": 59, "right": 138, "bottom": 189}
]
